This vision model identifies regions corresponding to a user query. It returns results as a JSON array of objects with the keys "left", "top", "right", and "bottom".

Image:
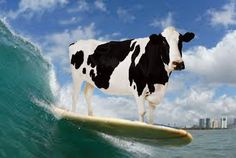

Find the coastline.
[{"left": 182, "top": 127, "right": 234, "bottom": 130}]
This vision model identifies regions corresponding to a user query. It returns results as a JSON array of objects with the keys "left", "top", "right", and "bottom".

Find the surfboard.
[{"left": 53, "top": 107, "right": 192, "bottom": 147}]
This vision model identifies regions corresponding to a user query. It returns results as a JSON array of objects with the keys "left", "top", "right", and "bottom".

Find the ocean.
[{"left": 0, "top": 20, "right": 235, "bottom": 158}]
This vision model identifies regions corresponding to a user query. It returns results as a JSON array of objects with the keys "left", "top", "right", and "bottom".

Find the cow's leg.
[
  {"left": 148, "top": 102, "right": 156, "bottom": 124},
  {"left": 145, "top": 84, "right": 167, "bottom": 124},
  {"left": 135, "top": 96, "right": 146, "bottom": 122},
  {"left": 72, "top": 78, "right": 83, "bottom": 112},
  {"left": 84, "top": 82, "right": 94, "bottom": 116}
]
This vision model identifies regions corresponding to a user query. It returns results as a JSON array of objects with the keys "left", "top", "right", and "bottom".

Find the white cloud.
[
  {"left": 55, "top": 84, "right": 137, "bottom": 120},
  {"left": 184, "top": 30, "right": 236, "bottom": 85},
  {"left": 98, "top": 32, "right": 121, "bottom": 41},
  {"left": 157, "top": 87, "right": 236, "bottom": 127},
  {"left": 44, "top": 23, "right": 97, "bottom": 73},
  {"left": 150, "top": 12, "right": 174, "bottom": 29},
  {"left": 94, "top": 0, "right": 107, "bottom": 12},
  {"left": 18, "top": 0, "right": 68, "bottom": 12},
  {"left": 167, "top": 74, "right": 186, "bottom": 93},
  {"left": 67, "top": 0, "right": 89, "bottom": 13},
  {"left": 7, "top": 0, "right": 68, "bottom": 19},
  {"left": 59, "top": 17, "right": 81, "bottom": 25},
  {"left": 52, "top": 81, "right": 236, "bottom": 127},
  {"left": 117, "top": 8, "right": 135, "bottom": 23},
  {"left": 0, "top": 0, "right": 6, "bottom": 5},
  {"left": 208, "top": 0, "right": 236, "bottom": 27},
  {"left": 67, "top": 0, "right": 107, "bottom": 13}
]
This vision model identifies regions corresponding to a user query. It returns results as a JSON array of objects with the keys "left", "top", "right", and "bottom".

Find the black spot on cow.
[
  {"left": 82, "top": 68, "right": 86, "bottom": 74},
  {"left": 71, "top": 51, "right": 84, "bottom": 69},
  {"left": 129, "top": 34, "right": 169, "bottom": 96},
  {"left": 129, "top": 45, "right": 140, "bottom": 86},
  {"left": 178, "top": 38, "right": 183, "bottom": 56},
  {"left": 87, "top": 40, "right": 134, "bottom": 89},
  {"left": 90, "top": 69, "right": 95, "bottom": 78},
  {"left": 130, "top": 41, "right": 136, "bottom": 51},
  {"left": 133, "top": 85, "right": 136, "bottom": 90},
  {"left": 149, "top": 34, "right": 170, "bottom": 65}
]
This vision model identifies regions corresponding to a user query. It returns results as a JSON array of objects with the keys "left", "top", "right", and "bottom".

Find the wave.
[
  {"left": 0, "top": 20, "right": 135, "bottom": 158},
  {"left": 0, "top": 19, "right": 55, "bottom": 157}
]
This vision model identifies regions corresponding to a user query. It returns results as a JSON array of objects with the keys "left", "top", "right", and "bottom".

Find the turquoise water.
[{"left": 0, "top": 20, "right": 235, "bottom": 158}]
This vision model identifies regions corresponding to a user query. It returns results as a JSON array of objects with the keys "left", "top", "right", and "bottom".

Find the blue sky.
[
  {"left": 1, "top": 0, "right": 236, "bottom": 126},
  {"left": 1, "top": 0, "right": 230, "bottom": 46}
]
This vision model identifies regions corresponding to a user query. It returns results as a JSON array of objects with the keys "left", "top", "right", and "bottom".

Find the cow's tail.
[
  {"left": 68, "top": 42, "right": 83, "bottom": 112},
  {"left": 68, "top": 42, "right": 75, "bottom": 60},
  {"left": 69, "top": 42, "right": 75, "bottom": 47}
]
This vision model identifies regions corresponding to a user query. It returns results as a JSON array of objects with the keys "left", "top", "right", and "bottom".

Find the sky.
[{"left": 1, "top": 0, "right": 236, "bottom": 126}]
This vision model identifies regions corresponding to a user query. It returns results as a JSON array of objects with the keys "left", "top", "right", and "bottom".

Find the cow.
[{"left": 69, "top": 27, "right": 194, "bottom": 124}]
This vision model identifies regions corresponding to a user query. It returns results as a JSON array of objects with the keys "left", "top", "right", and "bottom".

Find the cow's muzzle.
[{"left": 172, "top": 61, "right": 185, "bottom": 70}]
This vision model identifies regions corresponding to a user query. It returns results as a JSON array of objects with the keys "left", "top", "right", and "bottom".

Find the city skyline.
[{"left": 195, "top": 116, "right": 236, "bottom": 129}]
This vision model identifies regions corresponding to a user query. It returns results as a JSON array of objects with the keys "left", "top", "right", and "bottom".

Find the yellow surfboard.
[{"left": 53, "top": 107, "right": 192, "bottom": 147}]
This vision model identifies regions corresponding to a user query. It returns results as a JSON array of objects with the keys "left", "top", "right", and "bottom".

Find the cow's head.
[{"left": 158, "top": 27, "right": 194, "bottom": 72}]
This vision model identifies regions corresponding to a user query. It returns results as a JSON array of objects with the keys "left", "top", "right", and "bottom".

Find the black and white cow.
[{"left": 69, "top": 27, "right": 194, "bottom": 124}]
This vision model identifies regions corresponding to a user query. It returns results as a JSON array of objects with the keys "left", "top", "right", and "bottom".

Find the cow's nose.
[
  {"left": 179, "top": 61, "right": 185, "bottom": 70},
  {"left": 173, "top": 61, "right": 185, "bottom": 70}
]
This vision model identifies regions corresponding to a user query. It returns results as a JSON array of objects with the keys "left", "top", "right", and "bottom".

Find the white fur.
[{"left": 161, "top": 27, "right": 182, "bottom": 72}]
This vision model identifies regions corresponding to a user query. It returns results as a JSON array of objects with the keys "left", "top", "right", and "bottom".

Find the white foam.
[
  {"left": 48, "top": 66, "right": 60, "bottom": 98},
  {"left": 99, "top": 133, "right": 155, "bottom": 157}
]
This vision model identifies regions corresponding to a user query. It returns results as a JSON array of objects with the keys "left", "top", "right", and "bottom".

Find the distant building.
[
  {"left": 199, "top": 119, "right": 205, "bottom": 128},
  {"left": 220, "top": 116, "right": 227, "bottom": 129},
  {"left": 191, "top": 125, "right": 199, "bottom": 129},
  {"left": 206, "top": 118, "right": 211, "bottom": 128},
  {"left": 211, "top": 119, "right": 219, "bottom": 128}
]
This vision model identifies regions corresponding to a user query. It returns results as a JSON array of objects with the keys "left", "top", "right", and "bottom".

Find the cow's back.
[{"left": 69, "top": 39, "right": 136, "bottom": 95}]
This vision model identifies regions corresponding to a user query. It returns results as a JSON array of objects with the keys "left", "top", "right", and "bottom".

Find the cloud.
[
  {"left": 94, "top": 0, "right": 107, "bottom": 12},
  {"left": 59, "top": 17, "right": 81, "bottom": 25},
  {"left": 0, "top": 0, "right": 6, "bottom": 5},
  {"left": 184, "top": 30, "right": 236, "bottom": 85},
  {"left": 67, "top": 0, "right": 89, "bottom": 13},
  {"left": 7, "top": 0, "right": 68, "bottom": 19},
  {"left": 53, "top": 81, "right": 236, "bottom": 127},
  {"left": 208, "top": 0, "right": 236, "bottom": 27},
  {"left": 167, "top": 74, "right": 186, "bottom": 93},
  {"left": 157, "top": 87, "right": 236, "bottom": 127},
  {"left": 150, "top": 12, "right": 174, "bottom": 29},
  {"left": 55, "top": 84, "right": 137, "bottom": 120},
  {"left": 67, "top": 0, "right": 108, "bottom": 13},
  {"left": 98, "top": 32, "right": 121, "bottom": 41},
  {"left": 117, "top": 8, "right": 135, "bottom": 23},
  {"left": 44, "top": 23, "right": 97, "bottom": 73}
]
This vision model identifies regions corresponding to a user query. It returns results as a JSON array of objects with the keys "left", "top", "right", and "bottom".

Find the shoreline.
[{"left": 182, "top": 127, "right": 233, "bottom": 130}]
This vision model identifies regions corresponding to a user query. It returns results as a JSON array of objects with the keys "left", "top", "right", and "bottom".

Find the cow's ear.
[
  {"left": 181, "top": 32, "right": 195, "bottom": 42},
  {"left": 149, "top": 34, "right": 162, "bottom": 44}
]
